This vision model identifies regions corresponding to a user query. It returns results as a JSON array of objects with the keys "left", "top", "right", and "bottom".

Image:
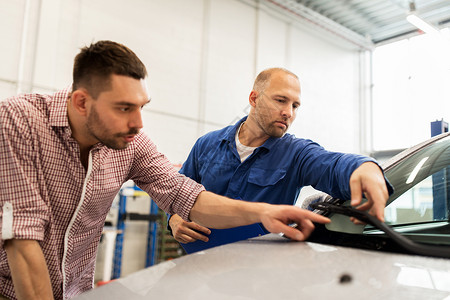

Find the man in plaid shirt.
[{"left": 0, "top": 40, "right": 330, "bottom": 300}]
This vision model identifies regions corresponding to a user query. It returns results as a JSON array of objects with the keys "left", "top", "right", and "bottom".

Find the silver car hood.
[{"left": 76, "top": 234, "right": 450, "bottom": 300}]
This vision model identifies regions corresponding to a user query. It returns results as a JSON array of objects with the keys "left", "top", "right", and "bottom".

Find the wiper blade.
[{"left": 309, "top": 201, "right": 450, "bottom": 259}]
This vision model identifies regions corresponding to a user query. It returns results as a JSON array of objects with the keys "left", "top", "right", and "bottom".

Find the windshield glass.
[{"left": 383, "top": 136, "right": 450, "bottom": 226}]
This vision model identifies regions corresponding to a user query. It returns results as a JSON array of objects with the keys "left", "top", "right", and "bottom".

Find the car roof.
[{"left": 382, "top": 131, "right": 450, "bottom": 171}]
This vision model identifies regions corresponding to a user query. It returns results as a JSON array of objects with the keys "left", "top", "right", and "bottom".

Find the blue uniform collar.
[{"left": 220, "top": 116, "right": 281, "bottom": 151}]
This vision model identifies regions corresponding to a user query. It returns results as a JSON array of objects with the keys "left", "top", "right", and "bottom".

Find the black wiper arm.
[{"left": 309, "top": 201, "right": 450, "bottom": 259}]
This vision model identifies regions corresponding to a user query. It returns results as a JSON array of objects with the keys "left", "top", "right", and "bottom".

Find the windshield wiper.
[{"left": 309, "top": 201, "right": 450, "bottom": 259}]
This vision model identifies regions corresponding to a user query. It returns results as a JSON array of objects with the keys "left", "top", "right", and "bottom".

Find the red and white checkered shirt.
[{"left": 0, "top": 88, "right": 205, "bottom": 299}]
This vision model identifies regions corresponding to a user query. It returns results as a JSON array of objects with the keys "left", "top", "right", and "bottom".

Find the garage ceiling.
[
  {"left": 267, "top": 0, "right": 450, "bottom": 48},
  {"left": 291, "top": 0, "right": 450, "bottom": 44}
]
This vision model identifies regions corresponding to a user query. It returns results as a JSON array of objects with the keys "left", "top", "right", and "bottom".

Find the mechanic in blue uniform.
[{"left": 168, "top": 67, "right": 391, "bottom": 246}]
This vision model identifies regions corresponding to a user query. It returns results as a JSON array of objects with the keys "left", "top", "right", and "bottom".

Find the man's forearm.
[
  {"left": 189, "top": 191, "right": 267, "bottom": 228},
  {"left": 4, "top": 239, "right": 54, "bottom": 300},
  {"left": 189, "top": 191, "right": 331, "bottom": 241}
]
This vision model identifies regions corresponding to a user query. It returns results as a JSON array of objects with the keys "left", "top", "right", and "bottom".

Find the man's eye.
[{"left": 119, "top": 107, "right": 129, "bottom": 112}]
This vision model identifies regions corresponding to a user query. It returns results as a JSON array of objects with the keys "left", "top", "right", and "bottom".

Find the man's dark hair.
[{"left": 73, "top": 40, "right": 147, "bottom": 98}]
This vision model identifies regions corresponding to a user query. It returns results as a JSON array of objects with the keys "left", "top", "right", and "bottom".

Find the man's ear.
[
  {"left": 249, "top": 90, "right": 258, "bottom": 108},
  {"left": 70, "top": 89, "right": 90, "bottom": 116}
]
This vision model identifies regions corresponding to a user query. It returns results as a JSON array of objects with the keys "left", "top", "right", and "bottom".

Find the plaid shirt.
[{"left": 0, "top": 88, "right": 205, "bottom": 299}]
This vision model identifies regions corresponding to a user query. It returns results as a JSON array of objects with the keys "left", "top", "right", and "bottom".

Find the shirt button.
[{"left": 3, "top": 202, "right": 12, "bottom": 211}]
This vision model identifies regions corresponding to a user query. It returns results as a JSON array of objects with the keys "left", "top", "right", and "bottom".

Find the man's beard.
[
  {"left": 254, "top": 102, "right": 288, "bottom": 138},
  {"left": 86, "top": 105, "right": 139, "bottom": 150}
]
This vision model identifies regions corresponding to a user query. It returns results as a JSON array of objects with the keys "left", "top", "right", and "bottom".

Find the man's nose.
[
  {"left": 129, "top": 109, "right": 144, "bottom": 129},
  {"left": 281, "top": 104, "right": 293, "bottom": 119}
]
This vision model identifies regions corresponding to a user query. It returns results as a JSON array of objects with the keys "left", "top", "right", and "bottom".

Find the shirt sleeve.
[
  {"left": 165, "top": 139, "right": 202, "bottom": 229},
  {"left": 129, "top": 133, "right": 205, "bottom": 221},
  {"left": 295, "top": 140, "right": 391, "bottom": 200},
  {"left": 0, "top": 99, "right": 49, "bottom": 245}
]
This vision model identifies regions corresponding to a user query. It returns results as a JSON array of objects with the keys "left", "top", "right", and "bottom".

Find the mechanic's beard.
[{"left": 255, "top": 99, "right": 288, "bottom": 138}]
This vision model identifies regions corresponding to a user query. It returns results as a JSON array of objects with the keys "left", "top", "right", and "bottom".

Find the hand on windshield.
[
  {"left": 349, "top": 162, "right": 389, "bottom": 224},
  {"left": 169, "top": 214, "right": 211, "bottom": 243}
]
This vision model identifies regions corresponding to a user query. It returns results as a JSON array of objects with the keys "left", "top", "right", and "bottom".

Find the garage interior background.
[{"left": 1, "top": 0, "right": 449, "bottom": 280}]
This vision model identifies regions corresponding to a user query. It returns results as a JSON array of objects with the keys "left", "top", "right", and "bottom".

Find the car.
[
  {"left": 76, "top": 132, "right": 450, "bottom": 300},
  {"left": 304, "top": 131, "right": 450, "bottom": 258}
]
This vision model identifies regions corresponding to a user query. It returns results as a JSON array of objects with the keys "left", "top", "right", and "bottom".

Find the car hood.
[{"left": 76, "top": 234, "right": 450, "bottom": 300}]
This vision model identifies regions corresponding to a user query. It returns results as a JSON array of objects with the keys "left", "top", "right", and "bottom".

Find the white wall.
[
  {"left": 1, "top": 0, "right": 367, "bottom": 277},
  {"left": 1, "top": 0, "right": 367, "bottom": 164}
]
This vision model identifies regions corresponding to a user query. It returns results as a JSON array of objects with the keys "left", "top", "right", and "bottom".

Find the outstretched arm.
[
  {"left": 349, "top": 162, "right": 389, "bottom": 223},
  {"left": 189, "top": 191, "right": 330, "bottom": 241},
  {"left": 4, "top": 239, "right": 54, "bottom": 300}
]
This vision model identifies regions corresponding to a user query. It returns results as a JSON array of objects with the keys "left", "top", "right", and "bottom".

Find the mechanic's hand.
[
  {"left": 259, "top": 205, "right": 330, "bottom": 241},
  {"left": 349, "top": 162, "right": 389, "bottom": 224},
  {"left": 169, "top": 214, "right": 211, "bottom": 243}
]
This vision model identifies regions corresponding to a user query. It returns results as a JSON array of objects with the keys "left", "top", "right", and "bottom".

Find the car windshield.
[
  {"left": 304, "top": 134, "right": 450, "bottom": 255},
  {"left": 383, "top": 135, "right": 450, "bottom": 226}
]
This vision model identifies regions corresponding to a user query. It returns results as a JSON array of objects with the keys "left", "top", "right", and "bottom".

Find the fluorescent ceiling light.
[
  {"left": 407, "top": 14, "right": 440, "bottom": 35},
  {"left": 407, "top": 1, "right": 440, "bottom": 35},
  {"left": 406, "top": 156, "right": 429, "bottom": 184}
]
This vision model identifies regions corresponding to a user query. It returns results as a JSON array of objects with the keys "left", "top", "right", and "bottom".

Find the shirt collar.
[
  {"left": 47, "top": 86, "right": 111, "bottom": 150},
  {"left": 221, "top": 115, "right": 280, "bottom": 151},
  {"left": 49, "top": 86, "right": 72, "bottom": 128}
]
